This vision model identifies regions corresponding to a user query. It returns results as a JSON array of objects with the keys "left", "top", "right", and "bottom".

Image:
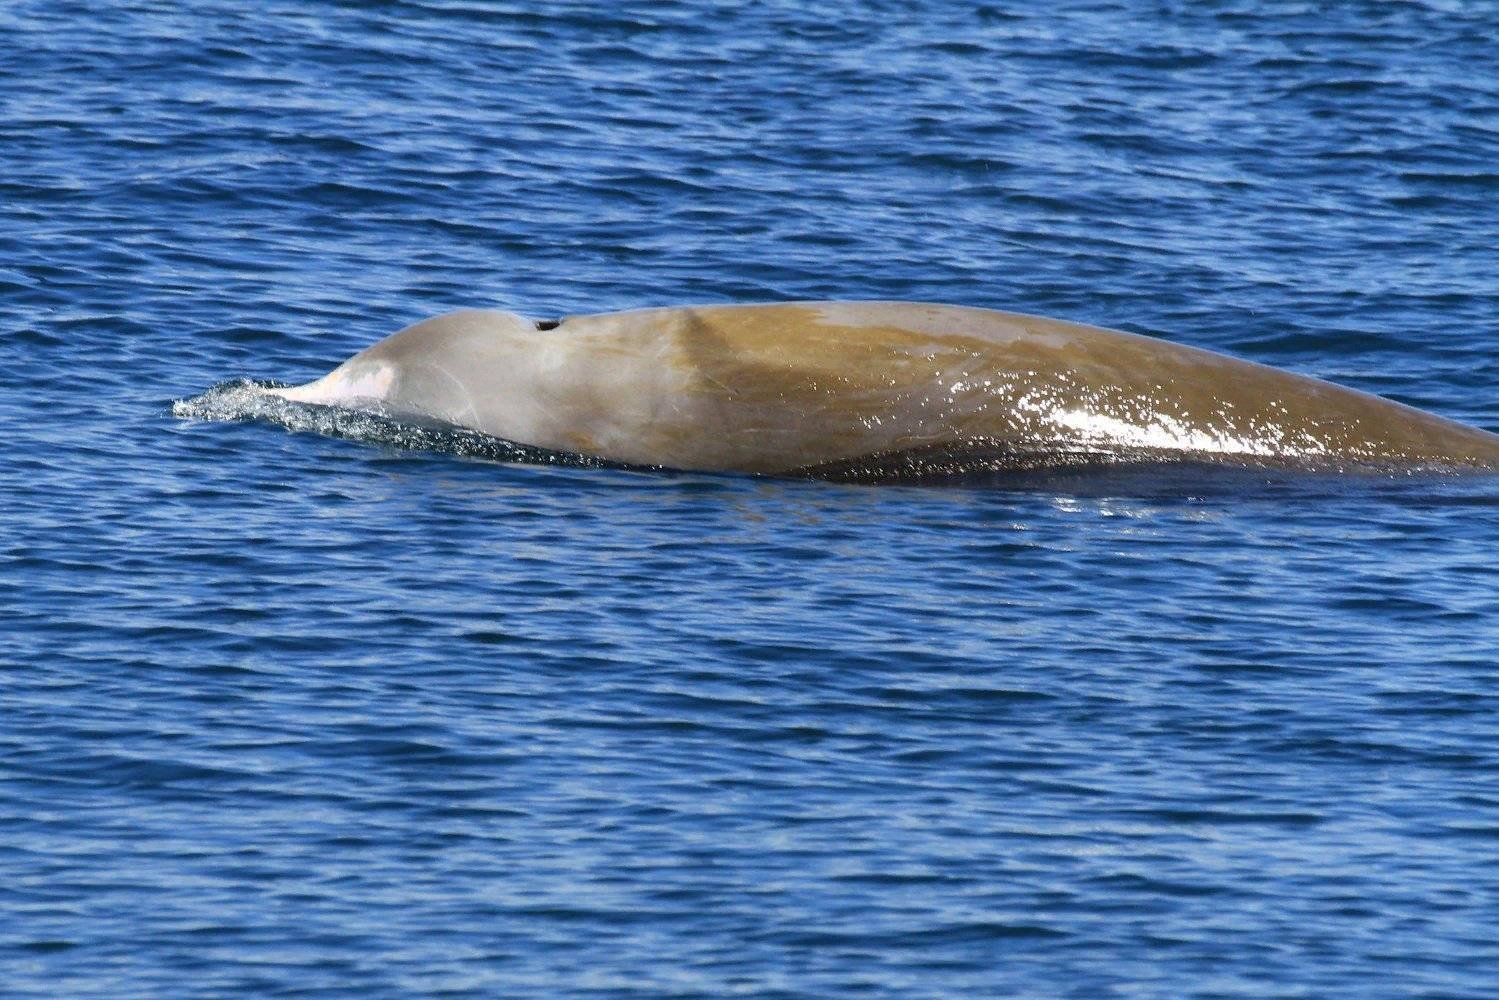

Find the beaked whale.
[{"left": 263, "top": 301, "right": 1499, "bottom": 477}]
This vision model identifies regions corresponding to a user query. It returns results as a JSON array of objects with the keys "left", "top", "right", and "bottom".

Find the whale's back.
[{"left": 554, "top": 302, "right": 1499, "bottom": 474}]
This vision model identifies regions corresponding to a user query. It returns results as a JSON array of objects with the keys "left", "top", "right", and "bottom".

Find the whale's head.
[{"left": 269, "top": 309, "right": 558, "bottom": 437}]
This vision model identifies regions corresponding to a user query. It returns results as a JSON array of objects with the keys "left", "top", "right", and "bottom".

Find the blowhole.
[{"left": 534, "top": 318, "right": 562, "bottom": 331}]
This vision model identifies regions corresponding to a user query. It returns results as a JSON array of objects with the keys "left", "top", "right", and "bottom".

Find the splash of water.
[{"left": 172, "top": 380, "right": 616, "bottom": 470}]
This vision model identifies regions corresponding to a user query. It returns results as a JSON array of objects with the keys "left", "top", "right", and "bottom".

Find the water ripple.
[{"left": 6, "top": 0, "right": 1499, "bottom": 996}]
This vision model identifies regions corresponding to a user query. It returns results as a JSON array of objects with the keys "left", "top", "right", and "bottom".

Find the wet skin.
[{"left": 271, "top": 302, "right": 1499, "bottom": 476}]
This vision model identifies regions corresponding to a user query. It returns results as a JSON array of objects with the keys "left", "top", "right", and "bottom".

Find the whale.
[{"left": 261, "top": 301, "right": 1499, "bottom": 479}]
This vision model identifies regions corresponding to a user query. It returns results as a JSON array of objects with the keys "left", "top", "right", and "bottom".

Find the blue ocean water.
[{"left": 6, "top": 0, "right": 1499, "bottom": 995}]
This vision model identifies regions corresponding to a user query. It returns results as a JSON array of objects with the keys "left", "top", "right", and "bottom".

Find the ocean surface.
[{"left": 6, "top": 1, "right": 1499, "bottom": 995}]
